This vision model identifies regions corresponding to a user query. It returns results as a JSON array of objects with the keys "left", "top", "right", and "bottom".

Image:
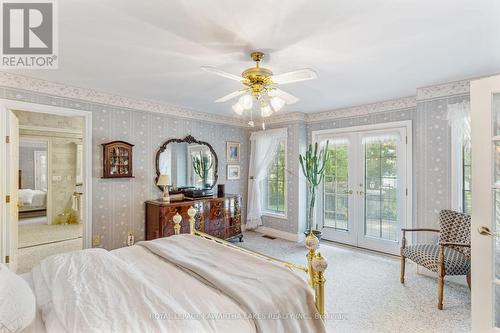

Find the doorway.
[
  {"left": 313, "top": 121, "right": 412, "bottom": 255},
  {"left": 0, "top": 101, "right": 92, "bottom": 273}
]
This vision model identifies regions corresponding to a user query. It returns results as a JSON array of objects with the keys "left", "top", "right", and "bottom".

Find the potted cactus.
[
  {"left": 299, "top": 141, "right": 330, "bottom": 238},
  {"left": 192, "top": 152, "right": 213, "bottom": 189}
]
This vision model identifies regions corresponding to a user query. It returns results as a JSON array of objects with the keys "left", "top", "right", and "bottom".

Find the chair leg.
[
  {"left": 400, "top": 255, "right": 406, "bottom": 284},
  {"left": 438, "top": 246, "right": 445, "bottom": 310},
  {"left": 466, "top": 272, "right": 471, "bottom": 290}
]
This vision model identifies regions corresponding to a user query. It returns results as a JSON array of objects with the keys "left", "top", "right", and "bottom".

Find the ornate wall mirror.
[{"left": 155, "top": 135, "right": 218, "bottom": 191}]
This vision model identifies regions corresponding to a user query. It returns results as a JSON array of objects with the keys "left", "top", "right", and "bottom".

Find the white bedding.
[
  {"left": 27, "top": 235, "right": 325, "bottom": 333},
  {"left": 19, "top": 189, "right": 46, "bottom": 208}
]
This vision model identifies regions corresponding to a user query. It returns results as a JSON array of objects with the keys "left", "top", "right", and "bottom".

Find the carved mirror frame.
[{"left": 155, "top": 135, "right": 218, "bottom": 191}]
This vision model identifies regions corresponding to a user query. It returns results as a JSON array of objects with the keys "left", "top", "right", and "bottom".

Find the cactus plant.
[
  {"left": 299, "top": 141, "right": 330, "bottom": 234},
  {"left": 192, "top": 151, "right": 213, "bottom": 188}
]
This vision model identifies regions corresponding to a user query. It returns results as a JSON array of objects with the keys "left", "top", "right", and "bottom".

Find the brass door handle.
[
  {"left": 345, "top": 190, "right": 353, "bottom": 195},
  {"left": 478, "top": 226, "right": 500, "bottom": 237}
]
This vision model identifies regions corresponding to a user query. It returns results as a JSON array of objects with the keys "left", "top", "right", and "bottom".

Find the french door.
[
  {"left": 314, "top": 122, "right": 411, "bottom": 255},
  {"left": 470, "top": 74, "right": 500, "bottom": 332}
]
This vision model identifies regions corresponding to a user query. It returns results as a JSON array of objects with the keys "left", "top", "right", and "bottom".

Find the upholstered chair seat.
[{"left": 402, "top": 244, "right": 470, "bottom": 276}]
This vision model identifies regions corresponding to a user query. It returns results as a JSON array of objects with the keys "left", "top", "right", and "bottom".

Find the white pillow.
[
  {"left": 0, "top": 264, "right": 36, "bottom": 333},
  {"left": 18, "top": 189, "right": 34, "bottom": 205}
]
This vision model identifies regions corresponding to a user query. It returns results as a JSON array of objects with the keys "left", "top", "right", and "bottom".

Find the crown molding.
[
  {"left": 0, "top": 72, "right": 249, "bottom": 127},
  {"left": 304, "top": 96, "right": 417, "bottom": 123},
  {"left": 416, "top": 79, "right": 470, "bottom": 100},
  {"left": 266, "top": 111, "right": 306, "bottom": 125}
]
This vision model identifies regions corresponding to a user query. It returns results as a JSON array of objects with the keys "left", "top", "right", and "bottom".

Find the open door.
[
  {"left": 471, "top": 74, "right": 500, "bottom": 332},
  {"left": 5, "top": 110, "right": 19, "bottom": 272}
]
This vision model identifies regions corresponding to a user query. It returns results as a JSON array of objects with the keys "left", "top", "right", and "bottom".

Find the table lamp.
[{"left": 157, "top": 174, "right": 171, "bottom": 202}]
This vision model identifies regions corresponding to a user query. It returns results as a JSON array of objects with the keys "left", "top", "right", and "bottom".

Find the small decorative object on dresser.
[
  {"left": 145, "top": 194, "right": 243, "bottom": 242},
  {"left": 156, "top": 174, "right": 171, "bottom": 202},
  {"left": 101, "top": 141, "right": 134, "bottom": 178},
  {"left": 227, "top": 165, "right": 240, "bottom": 180},
  {"left": 226, "top": 141, "right": 240, "bottom": 162}
]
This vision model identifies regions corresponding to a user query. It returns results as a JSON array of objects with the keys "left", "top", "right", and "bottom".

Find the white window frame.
[{"left": 262, "top": 138, "right": 287, "bottom": 219}]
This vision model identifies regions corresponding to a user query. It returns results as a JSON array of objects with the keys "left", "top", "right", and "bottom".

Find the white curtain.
[
  {"left": 246, "top": 128, "right": 287, "bottom": 229},
  {"left": 447, "top": 101, "right": 471, "bottom": 148}
]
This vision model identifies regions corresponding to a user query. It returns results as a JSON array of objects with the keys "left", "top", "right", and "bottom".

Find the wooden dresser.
[{"left": 145, "top": 194, "right": 243, "bottom": 242}]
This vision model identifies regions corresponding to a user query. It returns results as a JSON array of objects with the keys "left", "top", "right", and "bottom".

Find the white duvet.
[{"left": 30, "top": 235, "right": 325, "bottom": 333}]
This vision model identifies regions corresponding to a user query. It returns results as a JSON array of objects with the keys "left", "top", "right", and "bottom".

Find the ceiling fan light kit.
[{"left": 202, "top": 51, "right": 318, "bottom": 128}]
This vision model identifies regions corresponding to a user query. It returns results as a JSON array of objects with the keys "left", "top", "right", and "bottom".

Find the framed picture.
[
  {"left": 227, "top": 165, "right": 240, "bottom": 180},
  {"left": 226, "top": 142, "right": 240, "bottom": 163}
]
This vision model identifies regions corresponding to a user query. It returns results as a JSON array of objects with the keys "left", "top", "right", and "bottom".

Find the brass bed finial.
[{"left": 172, "top": 206, "right": 328, "bottom": 318}]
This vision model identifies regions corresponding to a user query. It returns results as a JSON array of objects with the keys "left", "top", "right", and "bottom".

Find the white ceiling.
[{"left": 11, "top": 0, "right": 500, "bottom": 116}]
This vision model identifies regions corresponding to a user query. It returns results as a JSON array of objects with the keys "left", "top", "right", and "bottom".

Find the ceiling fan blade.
[
  {"left": 272, "top": 68, "right": 318, "bottom": 85},
  {"left": 269, "top": 88, "right": 299, "bottom": 104},
  {"left": 215, "top": 90, "right": 246, "bottom": 103},
  {"left": 200, "top": 66, "right": 242, "bottom": 81}
]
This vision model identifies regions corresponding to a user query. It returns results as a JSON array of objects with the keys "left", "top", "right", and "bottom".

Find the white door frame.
[
  {"left": 312, "top": 120, "right": 413, "bottom": 254},
  {"left": 470, "top": 75, "right": 500, "bottom": 332},
  {"left": 0, "top": 99, "right": 93, "bottom": 261}
]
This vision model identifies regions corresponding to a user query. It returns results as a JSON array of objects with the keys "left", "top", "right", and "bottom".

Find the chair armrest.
[
  {"left": 400, "top": 228, "right": 440, "bottom": 251},
  {"left": 401, "top": 228, "right": 440, "bottom": 233},
  {"left": 439, "top": 242, "right": 470, "bottom": 248}
]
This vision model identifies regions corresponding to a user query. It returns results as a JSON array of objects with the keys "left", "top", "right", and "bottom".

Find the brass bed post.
[
  {"left": 187, "top": 206, "right": 197, "bottom": 234},
  {"left": 172, "top": 212, "right": 182, "bottom": 235},
  {"left": 304, "top": 232, "right": 319, "bottom": 286},
  {"left": 312, "top": 251, "right": 328, "bottom": 317}
]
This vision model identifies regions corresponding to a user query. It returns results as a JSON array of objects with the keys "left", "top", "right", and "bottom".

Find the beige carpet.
[
  {"left": 17, "top": 223, "right": 83, "bottom": 274},
  {"left": 239, "top": 231, "right": 470, "bottom": 333},
  {"left": 19, "top": 223, "right": 83, "bottom": 248}
]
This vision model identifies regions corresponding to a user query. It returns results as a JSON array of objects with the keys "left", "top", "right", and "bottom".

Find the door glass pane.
[
  {"left": 323, "top": 144, "right": 349, "bottom": 230},
  {"left": 495, "top": 190, "right": 500, "bottom": 280},
  {"left": 364, "top": 140, "right": 398, "bottom": 241},
  {"left": 496, "top": 284, "right": 500, "bottom": 327},
  {"left": 494, "top": 93, "right": 500, "bottom": 136}
]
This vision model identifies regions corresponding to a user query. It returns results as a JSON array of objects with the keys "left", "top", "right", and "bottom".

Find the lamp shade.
[{"left": 157, "top": 174, "right": 170, "bottom": 186}]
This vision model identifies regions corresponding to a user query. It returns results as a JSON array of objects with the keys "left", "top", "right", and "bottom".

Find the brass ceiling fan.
[{"left": 201, "top": 51, "right": 317, "bottom": 128}]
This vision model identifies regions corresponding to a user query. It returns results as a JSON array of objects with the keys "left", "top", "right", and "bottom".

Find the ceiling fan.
[{"left": 201, "top": 51, "right": 317, "bottom": 128}]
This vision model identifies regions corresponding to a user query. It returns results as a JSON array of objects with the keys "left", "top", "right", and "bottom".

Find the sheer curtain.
[
  {"left": 447, "top": 101, "right": 471, "bottom": 148},
  {"left": 246, "top": 128, "right": 287, "bottom": 229}
]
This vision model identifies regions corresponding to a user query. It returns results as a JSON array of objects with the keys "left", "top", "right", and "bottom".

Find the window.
[
  {"left": 462, "top": 144, "right": 472, "bottom": 214},
  {"left": 263, "top": 140, "right": 286, "bottom": 215}
]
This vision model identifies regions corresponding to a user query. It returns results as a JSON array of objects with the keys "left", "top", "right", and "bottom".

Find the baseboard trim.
[{"left": 254, "top": 226, "right": 305, "bottom": 242}]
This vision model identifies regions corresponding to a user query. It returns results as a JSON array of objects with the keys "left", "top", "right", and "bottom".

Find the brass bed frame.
[{"left": 171, "top": 206, "right": 328, "bottom": 317}]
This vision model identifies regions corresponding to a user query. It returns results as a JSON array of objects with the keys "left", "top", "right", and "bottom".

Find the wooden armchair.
[{"left": 400, "top": 209, "right": 471, "bottom": 310}]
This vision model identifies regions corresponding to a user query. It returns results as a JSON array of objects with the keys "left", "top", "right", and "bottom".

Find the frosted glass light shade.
[
  {"left": 270, "top": 96, "right": 286, "bottom": 111},
  {"left": 239, "top": 94, "right": 253, "bottom": 110},
  {"left": 157, "top": 174, "right": 170, "bottom": 186},
  {"left": 261, "top": 105, "right": 272, "bottom": 117},
  {"left": 232, "top": 102, "right": 244, "bottom": 115}
]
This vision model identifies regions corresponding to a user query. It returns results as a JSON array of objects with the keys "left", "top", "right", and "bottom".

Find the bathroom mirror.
[{"left": 155, "top": 135, "right": 218, "bottom": 191}]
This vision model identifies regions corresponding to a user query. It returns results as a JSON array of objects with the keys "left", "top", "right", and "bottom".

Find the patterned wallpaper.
[{"left": 0, "top": 87, "right": 250, "bottom": 250}]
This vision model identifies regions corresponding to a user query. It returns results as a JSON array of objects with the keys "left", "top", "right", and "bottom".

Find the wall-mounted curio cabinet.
[{"left": 101, "top": 141, "right": 134, "bottom": 178}]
